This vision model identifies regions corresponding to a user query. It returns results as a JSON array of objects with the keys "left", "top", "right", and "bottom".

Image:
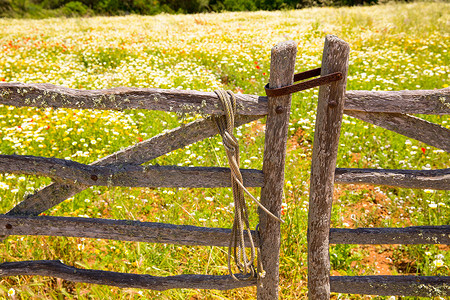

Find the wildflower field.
[{"left": 0, "top": 2, "right": 449, "bottom": 299}]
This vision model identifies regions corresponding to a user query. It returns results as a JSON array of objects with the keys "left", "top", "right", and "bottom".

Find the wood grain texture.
[
  {"left": 0, "top": 260, "right": 257, "bottom": 290},
  {"left": 344, "top": 88, "right": 450, "bottom": 115},
  {"left": 0, "top": 215, "right": 259, "bottom": 247},
  {"left": 329, "top": 226, "right": 450, "bottom": 245},
  {"left": 6, "top": 115, "right": 261, "bottom": 217},
  {"left": 0, "top": 155, "right": 264, "bottom": 188},
  {"left": 330, "top": 275, "right": 450, "bottom": 297},
  {"left": 335, "top": 168, "right": 450, "bottom": 190},
  {"left": 345, "top": 110, "right": 450, "bottom": 152},
  {"left": 307, "top": 35, "right": 350, "bottom": 300},
  {"left": 2, "top": 82, "right": 448, "bottom": 116},
  {"left": 0, "top": 82, "right": 268, "bottom": 115},
  {"left": 257, "top": 40, "right": 297, "bottom": 300}
]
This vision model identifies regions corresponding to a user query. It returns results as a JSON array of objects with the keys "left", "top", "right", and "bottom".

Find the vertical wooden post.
[
  {"left": 257, "top": 41, "right": 297, "bottom": 299},
  {"left": 307, "top": 35, "right": 350, "bottom": 299}
]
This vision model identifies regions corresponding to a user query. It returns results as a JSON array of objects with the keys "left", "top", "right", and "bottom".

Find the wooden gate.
[
  {"left": 2, "top": 34, "right": 447, "bottom": 298},
  {"left": 308, "top": 35, "right": 450, "bottom": 299},
  {"left": 0, "top": 41, "right": 300, "bottom": 298}
]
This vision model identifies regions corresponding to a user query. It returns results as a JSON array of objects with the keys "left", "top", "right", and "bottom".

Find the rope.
[{"left": 212, "top": 90, "right": 283, "bottom": 281}]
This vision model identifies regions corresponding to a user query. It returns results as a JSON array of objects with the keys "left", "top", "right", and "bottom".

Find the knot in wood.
[
  {"left": 275, "top": 106, "right": 284, "bottom": 114},
  {"left": 5, "top": 224, "right": 12, "bottom": 230}
]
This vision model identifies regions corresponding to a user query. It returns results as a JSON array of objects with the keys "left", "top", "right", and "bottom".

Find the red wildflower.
[
  {"left": 138, "top": 137, "right": 143, "bottom": 142},
  {"left": 256, "top": 65, "right": 260, "bottom": 69},
  {"left": 262, "top": 72, "right": 266, "bottom": 76},
  {"left": 421, "top": 147, "right": 426, "bottom": 154}
]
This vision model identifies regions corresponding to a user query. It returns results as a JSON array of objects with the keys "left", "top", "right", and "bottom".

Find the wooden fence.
[
  {"left": 0, "top": 41, "right": 299, "bottom": 298},
  {"left": 0, "top": 36, "right": 449, "bottom": 298},
  {"left": 308, "top": 36, "right": 450, "bottom": 299}
]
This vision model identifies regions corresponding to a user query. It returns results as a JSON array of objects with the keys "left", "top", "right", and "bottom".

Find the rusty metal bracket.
[{"left": 264, "top": 67, "right": 343, "bottom": 99}]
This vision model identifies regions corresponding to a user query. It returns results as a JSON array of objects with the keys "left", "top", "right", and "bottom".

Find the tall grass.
[{"left": 0, "top": 2, "right": 449, "bottom": 299}]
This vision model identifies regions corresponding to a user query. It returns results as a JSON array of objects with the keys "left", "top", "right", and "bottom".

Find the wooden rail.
[
  {"left": 330, "top": 276, "right": 450, "bottom": 297},
  {"left": 5, "top": 215, "right": 447, "bottom": 247},
  {"left": 0, "top": 260, "right": 257, "bottom": 290},
  {"left": 335, "top": 168, "right": 450, "bottom": 190},
  {"left": 345, "top": 110, "right": 450, "bottom": 152},
  {"left": 0, "top": 215, "right": 259, "bottom": 247},
  {"left": 0, "top": 155, "right": 264, "bottom": 188},
  {"left": 0, "top": 83, "right": 267, "bottom": 115},
  {"left": 344, "top": 88, "right": 450, "bottom": 115},
  {"left": 329, "top": 226, "right": 450, "bottom": 245},
  {"left": 1, "top": 84, "right": 448, "bottom": 116}
]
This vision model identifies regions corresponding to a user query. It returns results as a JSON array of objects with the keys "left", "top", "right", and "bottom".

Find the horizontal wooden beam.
[
  {"left": 0, "top": 260, "right": 256, "bottom": 290},
  {"left": 2, "top": 83, "right": 449, "bottom": 116},
  {"left": 0, "top": 155, "right": 264, "bottom": 188},
  {"left": 7, "top": 115, "right": 261, "bottom": 217},
  {"left": 344, "top": 88, "right": 450, "bottom": 115},
  {"left": 335, "top": 168, "right": 450, "bottom": 190},
  {"left": 345, "top": 110, "right": 450, "bottom": 152},
  {"left": 0, "top": 82, "right": 267, "bottom": 115},
  {"left": 330, "top": 275, "right": 450, "bottom": 297},
  {"left": 330, "top": 226, "right": 450, "bottom": 244},
  {"left": 0, "top": 215, "right": 259, "bottom": 247}
]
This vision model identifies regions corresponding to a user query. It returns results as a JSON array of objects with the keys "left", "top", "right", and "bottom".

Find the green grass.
[{"left": 0, "top": 2, "right": 449, "bottom": 299}]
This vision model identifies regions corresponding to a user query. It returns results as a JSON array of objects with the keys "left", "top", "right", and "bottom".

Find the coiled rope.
[{"left": 212, "top": 90, "right": 283, "bottom": 281}]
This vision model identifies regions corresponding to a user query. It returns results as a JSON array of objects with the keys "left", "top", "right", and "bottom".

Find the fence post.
[
  {"left": 257, "top": 41, "right": 297, "bottom": 299},
  {"left": 307, "top": 35, "right": 350, "bottom": 299}
]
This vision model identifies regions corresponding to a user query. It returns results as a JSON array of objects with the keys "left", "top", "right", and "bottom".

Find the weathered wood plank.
[
  {"left": 308, "top": 35, "right": 350, "bottom": 300},
  {"left": 0, "top": 155, "right": 264, "bottom": 188},
  {"left": 2, "top": 84, "right": 449, "bottom": 116},
  {"left": 344, "top": 88, "right": 450, "bottom": 115},
  {"left": 330, "top": 275, "right": 450, "bottom": 297},
  {"left": 0, "top": 215, "right": 259, "bottom": 247},
  {"left": 0, "top": 260, "right": 257, "bottom": 290},
  {"left": 0, "top": 82, "right": 268, "bottom": 115},
  {"left": 335, "top": 168, "right": 450, "bottom": 190},
  {"left": 257, "top": 41, "right": 297, "bottom": 300},
  {"left": 345, "top": 110, "right": 450, "bottom": 152},
  {"left": 6, "top": 115, "right": 261, "bottom": 216},
  {"left": 330, "top": 226, "right": 450, "bottom": 245}
]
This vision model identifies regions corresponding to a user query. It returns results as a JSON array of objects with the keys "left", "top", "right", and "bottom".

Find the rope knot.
[{"left": 213, "top": 90, "right": 283, "bottom": 281}]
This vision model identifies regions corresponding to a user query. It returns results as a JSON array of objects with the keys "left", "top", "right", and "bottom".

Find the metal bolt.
[
  {"left": 275, "top": 106, "right": 284, "bottom": 114},
  {"left": 91, "top": 174, "right": 98, "bottom": 181}
]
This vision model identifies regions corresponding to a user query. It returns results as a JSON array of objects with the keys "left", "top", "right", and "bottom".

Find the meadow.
[{"left": 0, "top": 2, "right": 449, "bottom": 299}]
